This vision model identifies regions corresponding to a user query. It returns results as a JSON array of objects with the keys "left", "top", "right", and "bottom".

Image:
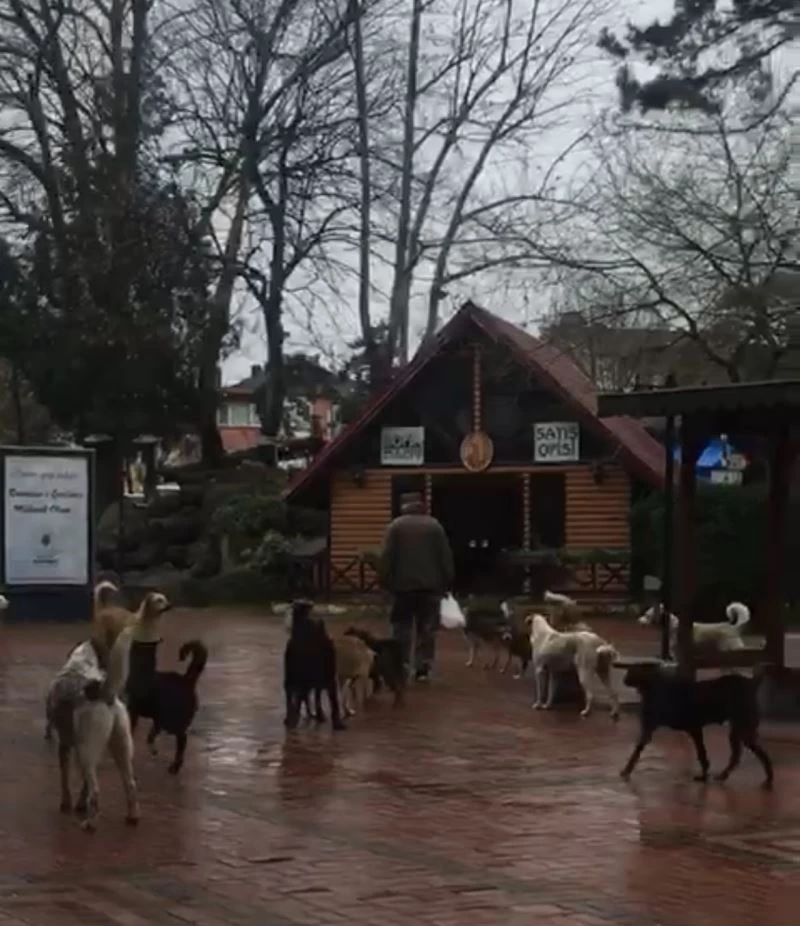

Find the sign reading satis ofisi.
[{"left": 533, "top": 422, "right": 580, "bottom": 463}]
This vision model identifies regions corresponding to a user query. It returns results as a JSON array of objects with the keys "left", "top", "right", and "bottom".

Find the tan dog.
[
  {"left": 543, "top": 590, "right": 591, "bottom": 632},
  {"left": 47, "top": 586, "right": 172, "bottom": 829},
  {"left": 93, "top": 585, "right": 171, "bottom": 654},
  {"left": 333, "top": 636, "right": 375, "bottom": 717}
]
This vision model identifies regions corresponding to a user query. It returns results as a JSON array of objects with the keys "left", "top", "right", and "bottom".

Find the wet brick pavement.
[{"left": 1, "top": 609, "right": 799, "bottom": 926}]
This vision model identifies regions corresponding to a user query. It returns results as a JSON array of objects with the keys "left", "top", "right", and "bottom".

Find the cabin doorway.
[{"left": 431, "top": 474, "right": 523, "bottom": 595}]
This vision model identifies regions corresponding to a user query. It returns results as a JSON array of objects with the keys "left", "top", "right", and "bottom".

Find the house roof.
[
  {"left": 223, "top": 355, "right": 341, "bottom": 398},
  {"left": 285, "top": 301, "right": 665, "bottom": 502},
  {"left": 598, "top": 378, "right": 800, "bottom": 419}
]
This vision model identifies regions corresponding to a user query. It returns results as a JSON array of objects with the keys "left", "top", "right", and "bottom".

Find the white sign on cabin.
[
  {"left": 533, "top": 422, "right": 580, "bottom": 463},
  {"left": 380, "top": 427, "right": 425, "bottom": 466}
]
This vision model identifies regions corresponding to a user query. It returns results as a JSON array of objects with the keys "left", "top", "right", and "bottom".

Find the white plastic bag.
[{"left": 439, "top": 593, "right": 466, "bottom": 630}]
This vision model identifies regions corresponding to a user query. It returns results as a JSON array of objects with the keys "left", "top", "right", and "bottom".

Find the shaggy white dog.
[
  {"left": 527, "top": 613, "right": 620, "bottom": 719},
  {"left": 46, "top": 586, "right": 166, "bottom": 832},
  {"left": 638, "top": 601, "right": 750, "bottom": 657},
  {"left": 70, "top": 623, "right": 140, "bottom": 831}
]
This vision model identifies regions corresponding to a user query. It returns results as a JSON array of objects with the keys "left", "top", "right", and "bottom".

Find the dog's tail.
[
  {"left": 726, "top": 601, "right": 751, "bottom": 628},
  {"left": 595, "top": 644, "right": 619, "bottom": 682},
  {"left": 179, "top": 640, "right": 208, "bottom": 687},
  {"left": 93, "top": 579, "right": 119, "bottom": 612}
]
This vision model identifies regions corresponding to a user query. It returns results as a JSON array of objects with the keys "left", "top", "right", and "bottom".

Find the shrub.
[
  {"left": 631, "top": 483, "right": 776, "bottom": 616},
  {"left": 211, "top": 491, "right": 288, "bottom": 541}
]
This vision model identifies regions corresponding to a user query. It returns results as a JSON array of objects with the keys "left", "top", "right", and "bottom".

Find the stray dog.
[
  {"left": 543, "top": 590, "right": 591, "bottom": 631},
  {"left": 47, "top": 614, "right": 141, "bottom": 831},
  {"left": 638, "top": 601, "right": 750, "bottom": 658},
  {"left": 344, "top": 627, "right": 405, "bottom": 704},
  {"left": 527, "top": 613, "right": 619, "bottom": 718},
  {"left": 620, "top": 662, "right": 773, "bottom": 788},
  {"left": 45, "top": 580, "right": 142, "bottom": 741},
  {"left": 499, "top": 627, "right": 532, "bottom": 678},
  {"left": 463, "top": 598, "right": 511, "bottom": 669},
  {"left": 283, "top": 600, "right": 345, "bottom": 731},
  {"left": 334, "top": 635, "right": 375, "bottom": 716},
  {"left": 128, "top": 640, "right": 207, "bottom": 774}
]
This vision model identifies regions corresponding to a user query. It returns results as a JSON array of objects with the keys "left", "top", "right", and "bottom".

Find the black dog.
[
  {"left": 620, "top": 663, "right": 773, "bottom": 789},
  {"left": 127, "top": 639, "right": 208, "bottom": 774},
  {"left": 463, "top": 598, "right": 511, "bottom": 668},
  {"left": 344, "top": 627, "right": 405, "bottom": 705},
  {"left": 283, "top": 600, "right": 345, "bottom": 731},
  {"left": 500, "top": 628, "right": 532, "bottom": 677}
]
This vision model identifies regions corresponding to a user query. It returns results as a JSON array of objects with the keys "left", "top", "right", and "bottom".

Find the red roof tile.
[{"left": 285, "top": 302, "right": 665, "bottom": 501}]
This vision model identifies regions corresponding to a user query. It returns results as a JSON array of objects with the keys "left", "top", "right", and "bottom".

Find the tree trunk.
[
  {"left": 350, "top": 0, "right": 375, "bottom": 375},
  {"left": 387, "top": 0, "right": 422, "bottom": 365},
  {"left": 10, "top": 362, "right": 26, "bottom": 444},
  {"left": 196, "top": 177, "right": 249, "bottom": 467},
  {"left": 261, "top": 288, "right": 286, "bottom": 437}
]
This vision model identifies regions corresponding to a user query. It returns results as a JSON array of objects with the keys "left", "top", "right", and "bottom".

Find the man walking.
[{"left": 378, "top": 492, "right": 454, "bottom": 681}]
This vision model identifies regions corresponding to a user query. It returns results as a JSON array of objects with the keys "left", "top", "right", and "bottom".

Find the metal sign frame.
[{"left": 0, "top": 445, "right": 96, "bottom": 621}]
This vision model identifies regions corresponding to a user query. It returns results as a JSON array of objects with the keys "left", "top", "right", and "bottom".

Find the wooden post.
[
  {"left": 764, "top": 421, "right": 794, "bottom": 668},
  {"left": 675, "top": 416, "right": 701, "bottom": 674},
  {"left": 472, "top": 345, "right": 482, "bottom": 432},
  {"left": 522, "top": 473, "right": 531, "bottom": 594},
  {"left": 661, "top": 414, "right": 676, "bottom": 660}
]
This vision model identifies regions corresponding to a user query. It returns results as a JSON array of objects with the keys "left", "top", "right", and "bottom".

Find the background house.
[{"left": 218, "top": 355, "right": 342, "bottom": 454}]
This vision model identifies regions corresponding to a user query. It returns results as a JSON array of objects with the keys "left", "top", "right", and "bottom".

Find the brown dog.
[{"left": 333, "top": 636, "right": 375, "bottom": 716}]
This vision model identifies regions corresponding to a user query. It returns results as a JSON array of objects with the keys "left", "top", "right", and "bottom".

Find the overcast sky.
[{"left": 220, "top": 0, "right": 775, "bottom": 386}]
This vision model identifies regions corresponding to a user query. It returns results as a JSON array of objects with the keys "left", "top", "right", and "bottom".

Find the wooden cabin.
[{"left": 285, "top": 302, "right": 664, "bottom": 602}]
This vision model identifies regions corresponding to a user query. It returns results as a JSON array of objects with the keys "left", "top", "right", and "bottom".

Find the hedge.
[{"left": 630, "top": 483, "right": 799, "bottom": 618}]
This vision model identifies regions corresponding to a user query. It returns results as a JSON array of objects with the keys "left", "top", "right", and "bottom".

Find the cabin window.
[
  {"left": 391, "top": 474, "right": 427, "bottom": 518},
  {"left": 529, "top": 473, "right": 566, "bottom": 549}
]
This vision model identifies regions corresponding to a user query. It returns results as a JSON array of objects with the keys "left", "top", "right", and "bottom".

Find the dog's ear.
[{"left": 523, "top": 615, "right": 534, "bottom": 628}]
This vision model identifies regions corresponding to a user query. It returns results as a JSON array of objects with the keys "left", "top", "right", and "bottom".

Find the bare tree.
[
  {"left": 170, "top": 0, "right": 373, "bottom": 436},
  {"left": 369, "top": 0, "right": 610, "bottom": 362},
  {"left": 564, "top": 107, "right": 799, "bottom": 383}
]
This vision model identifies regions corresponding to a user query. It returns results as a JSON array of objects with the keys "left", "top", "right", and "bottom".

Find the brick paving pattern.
[{"left": 1, "top": 610, "right": 799, "bottom": 926}]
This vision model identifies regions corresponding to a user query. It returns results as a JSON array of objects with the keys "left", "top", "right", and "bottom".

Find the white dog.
[
  {"left": 543, "top": 590, "right": 591, "bottom": 631},
  {"left": 638, "top": 601, "right": 750, "bottom": 657},
  {"left": 0, "top": 593, "right": 8, "bottom": 612},
  {"left": 527, "top": 613, "right": 619, "bottom": 719},
  {"left": 47, "top": 590, "right": 147, "bottom": 831},
  {"left": 71, "top": 623, "right": 140, "bottom": 831}
]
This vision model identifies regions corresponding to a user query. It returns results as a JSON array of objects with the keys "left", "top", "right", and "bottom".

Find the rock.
[
  {"left": 96, "top": 498, "right": 150, "bottom": 552},
  {"left": 179, "top": 484, "right": 205, "bottom": 507},
  {"left": 151, "top": 510, "right": 204, "bottom": 545},
  {"left": 119, "top": 544, "right": 164, "bottom": 571},
  {"left": 165, "top": 545, "right": 190, "bottom": 569},
  {"left": 146, "top": 492, "right": 184, "bottom": 518},
  {"left": 186, "top": 540, "right": 209, "bottom": 567},
  {"left": 190, "top": 536, "right": 221, "bottom": 579}
]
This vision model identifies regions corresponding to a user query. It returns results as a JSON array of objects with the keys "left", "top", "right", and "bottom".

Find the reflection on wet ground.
[{"left": 1, "top": 609, "right": 799, "bottom": 925}]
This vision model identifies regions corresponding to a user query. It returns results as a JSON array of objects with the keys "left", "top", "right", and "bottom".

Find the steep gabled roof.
[{"left": 285, "top": 302, "right": 665, "bottom": 502}]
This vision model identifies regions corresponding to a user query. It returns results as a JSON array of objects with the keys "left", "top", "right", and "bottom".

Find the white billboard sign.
[
  {"left": 4, "top": 454, "right": 89, "bottom": 585},
  {"left": 533, "top": 422, "right": 580, "bottom": 463},
  {"left": 381, "top": 427, "right": 425, "bottom": 466}
]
